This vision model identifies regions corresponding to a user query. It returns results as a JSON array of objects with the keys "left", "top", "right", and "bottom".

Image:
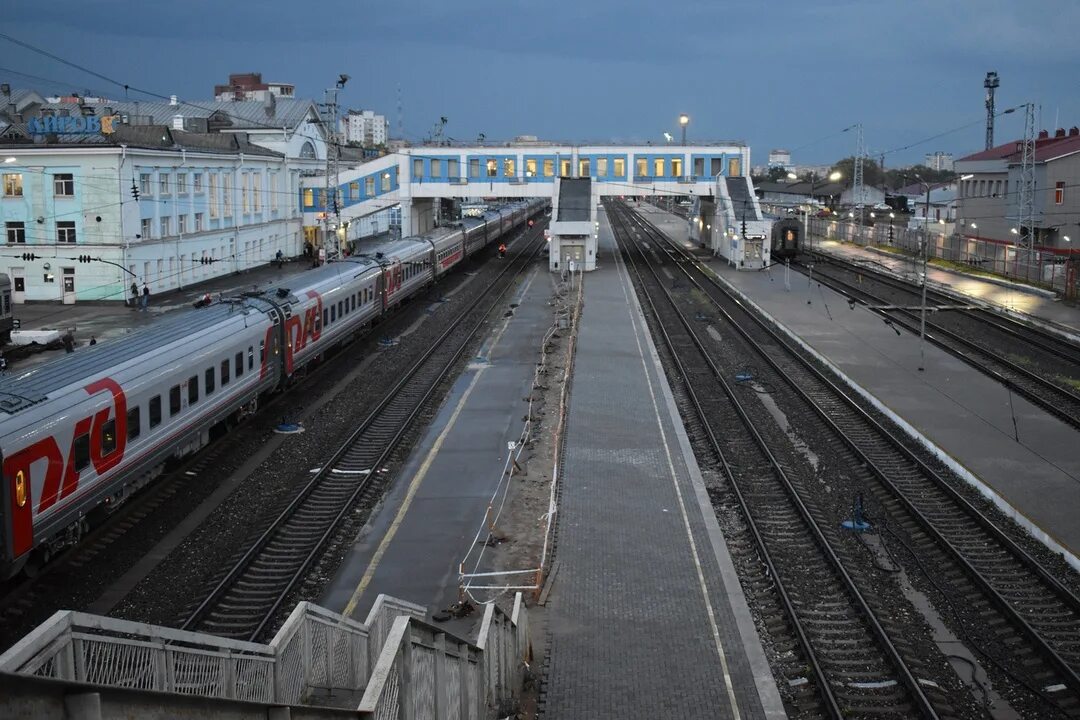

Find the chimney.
[
  {"left": 172, "top": 114, "right": 184, "bottom": 131},
  {"left": 169, "top": 95, "right": 179, "bottom": 106},
  {"left": 1038, "top": 130, "right": 1050, "bottom": 139},
  {"left": 1070, "top": 127, "right": 1079, "bottom": 137},
  {"left": 1055, "top": 128, "right": 1066, "bottom": 138}
]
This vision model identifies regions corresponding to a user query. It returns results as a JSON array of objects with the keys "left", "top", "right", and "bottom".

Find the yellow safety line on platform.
[
  {"left": 342, "top": 267, "right": 539, "bottom": 618},
  {"left": 610, "top": 214, "right": 743, "bottom": 720}
]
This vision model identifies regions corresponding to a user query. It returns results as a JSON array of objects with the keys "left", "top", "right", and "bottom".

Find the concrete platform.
[
  {"left": 639, "top": 204, "right": 1080, "bottom": 569},
  {"left": 318, "top": 262, "right": 554, "bottom": 632},
  {"left": 541, "top": 211, "right": 785, "bottom": 719}
]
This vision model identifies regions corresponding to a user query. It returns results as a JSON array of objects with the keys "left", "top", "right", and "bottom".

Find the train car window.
[
  {"left": 101, "top": 419, "right": 117, "bottom": 456},
  {"left": 260, "top": 340, "right": 265, "bottom": 363},
  {"left": 188, "top": 376, "right": 199, "bottom": 405},
  {"left": 248, "top": 346, "right": 254, "bottom": 370},
  {"left": 235, "top": 352, "right": 243, "bottom": 377},
  {"left": 72, "top": 432, "right": 90, "bottom": 472},
  {"left": 352, "top": 295, "right": 356, "bottom": 311},
  {"left": 338, "top": 300, "right": 343, "bottom": 317},
  {"left": 220, "top": 359, "right": 230, "bottom": 386},
  {"left": 149, "top": 396, "right": 162, "bottom": 427},
  {"left": 330, "top": 305, "right": 336, "bottom": 323},
  {"left": 127, "top": 407, "right": 141, "bottom": 440},
  {"left": 169, "top": 386, "right": 181, "bottom": 417},
  {"left": 323, "top": 308, "right": 329, "bottom": 326},
  {"left": 205, "top": 368, "right": 215, "bottom": 394}
]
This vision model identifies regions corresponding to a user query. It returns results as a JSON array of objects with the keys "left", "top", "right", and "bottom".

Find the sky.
[{"left": 4, "top": 0, "right": 1079, "bottom": 167}]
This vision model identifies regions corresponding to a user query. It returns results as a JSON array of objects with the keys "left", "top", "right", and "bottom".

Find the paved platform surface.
[
  {"left": 640, "top": 204, "right": 1080, "bottom": 567},
  {"left": 541, "top": 210, "right": 784, "bottom": 719},
  {"left": 319, "top": 261, "right": 553, "bottom": 633}
]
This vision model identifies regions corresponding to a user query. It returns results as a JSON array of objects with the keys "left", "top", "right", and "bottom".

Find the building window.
[
  {"left": 56, "top": 221, "right": 76, "bottom": 244},
  {"left": 653, "top": 158, "right": 665, "bottom": 176},
  {"left": 303, "top": 188, "right": 314, "bottom": 208},
  {"left": 177, "top": 173, "right": 187, "bottom": 195},
  {"left": 195, "top": 213, "right": 203, "bottom": 232},
  {"left": 223, "top": 174, "right": 233, "bottom": 217},
  {"left": 365, "top": 177, "right": 375, "bottom": 196},
  {"left": 253, "top": 173, "right": 262, "bottom": 211},
  {"left": 503, "top": 158, "right": 515, "bottom": 177},
  {"left": 141, "top": 218, "right": 152, "bottom": 238},
  {"left": 614, "top": 158, "right": 625, "bottom": 177},
  {"left": 596, "top": 158, "right": 608, "bottom": 177},
  {"left": 2, "top": 173, "right": 22, "bottom": 197},
  {"left": 636, "top": 158, "right": 648, "bottom": 177},
  {"left": 193, "top": 173, "right": 203, "bottom": 192},
  {"left": 579, "top": 159, "right": 590, "bottom": 176},
  {"left": 241, "top": 173, "right": 249, "bottom": 213},
  {"left": 178, "top": 214, "right": 187, "bottom": 233},
  {"left": 160, "top": 174, "right": 170, "bottom": 196},
  {"left": 1056, "top": 181, "right": 1065, "bottom": 205},
  {"left": 161, "top": 216, "right": 171, "bottom": 237},
  {"left": 543, "top": 159, "right": 554, "bottom": 177},
  {"left": 486, "top": 159, "right": 498, "bottom": 177},
  {"left": 381, "top": 172, "right": 390, "bottom": 191},
  {"left": 349, "top": 181, "right": 359, "bottom": 200},
  {"left": 413, "top": 158, "right": 423, "bottom": 177},
  {"left": 431, "top": 158, "right": 442, "bottom": 177},
  {"left": 469, "top": 159, "right": 480, "bottom": 178},
  {"left": 54, "top": 173, "right": 75, "bottom": 197},
  {"left": 140, "top": 173, "right": 153, "bottom": 196},
  {"left": 5, "top": 221, "right": 25, "bottom": 244},
  {"left": 270, "top": 174, "right": 278, "bottom": 211},
  {"left": 448, "top": 159, "right": 459, "bottom": 178},
  {"left": 525, "top": 159, "right": 537, "bottom": 177}
]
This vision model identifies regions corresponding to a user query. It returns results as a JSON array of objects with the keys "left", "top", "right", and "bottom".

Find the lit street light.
[{"left": 679, "top": 114, "right": 689, "bottom": 145}]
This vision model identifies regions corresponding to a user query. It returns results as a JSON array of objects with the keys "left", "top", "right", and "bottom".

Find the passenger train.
[
  {"left": 770, "top": 217, "right": 802, "bottom": 261},
  {"left": 0, "top": 198, "right": 547, "bottom": 577}
]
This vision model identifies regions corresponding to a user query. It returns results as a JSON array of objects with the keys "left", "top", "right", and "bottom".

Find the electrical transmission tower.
[
  {"left": 321, "top": 74, "right": 349, "bottom": 262},
  {"left": 852, "top": 123, "right": 865, "bottom": 229},
  {"left": 984, "top": 71, "right": 1000, "bottom": 151},
  {"left": 1017, "top": 102, "right": 1036, "bottom": 268},
  {"left": 396, "top": 84, "right": 404, "bottom": 141}
]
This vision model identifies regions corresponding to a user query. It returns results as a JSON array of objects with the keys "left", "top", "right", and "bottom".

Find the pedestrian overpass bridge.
[{"left": 300, "top": 144, "right": 768, "bottom": 272}]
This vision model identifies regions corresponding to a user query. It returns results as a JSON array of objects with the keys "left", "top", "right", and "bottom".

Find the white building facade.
[
  {"left": 924, "top": 151, "right": 954, "bottom": 171},
  {"left": 342, "top": 110, "right": 389, "bottom": 147}
]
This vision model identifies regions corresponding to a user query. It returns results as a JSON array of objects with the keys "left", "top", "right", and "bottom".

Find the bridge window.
[
  {"left": 381, "top": 172, "right": 391, "bottom": 191},
  {"left": 149, "top": 396, "right": 162, "bottom": 428},
  {"left": 694, "top": 158, "right": 705, "bottom": 177},
  {"left": 448, "top": 159, "right": 459, "bottom": 178},
  {"left": 653, "top": 158, "right": 665, "bottom": 176},
  {"left": 711, "top": 158, "right": 723, "bottom": 175},
  {"left": 349, "top": 181, "right": 359, "bottom": 199},
  {"left": 560, "top": 159, "right": 571, "bottom": 177},
  {"left": 614, "top": 158, "right": 625, "bottom": 177},
  {"left": 365, "top": 177, "right": 375, "bottom": 196},
  {"left": 525, "top": 159, "right": 537, "bottom": 177},
  {"left": 486, "top": 159, "right": 497, "bottom": 177},
  {"left": 543, "top": 159, "right": 554, "bottom": 177},
  {"left": 636, "top": 158, "right": 648, "bottom": 177},
  {"left": 728, "top": 158, "right": 741, "bottom": 177},
  {"left": 303, "top": 189, "right": 314, "bottom": 208},
  {"left": 579, "top": 159, "right": 590, "bottom": 177},
  {"left": 413, "top": 159, "right": 423, "bottom": 177},
  {"left": 431, "top": 159, "right": 442, "bottom": 177},
  {"left": 127, "top": 407, "right": 141, "bottom": 441},
  {"left": 596, "top": 158, "right": 608, "bottom": 177},
  {"left": 672, "top": 158, "right": 683, "bottom": 177},
  {"left": 469, "top": 159, "right": 480, "bottom": 178},
  {"left": 504, "top": 158, "right": 515, "bottom": 177}
]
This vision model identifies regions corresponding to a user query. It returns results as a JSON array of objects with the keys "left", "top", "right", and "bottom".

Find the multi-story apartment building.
[
  {"left": 342, "top": 109, "right": 389, "bottom": 148},
  {"left": 213, "top": 73, "right": 295, "bottom": 103}
]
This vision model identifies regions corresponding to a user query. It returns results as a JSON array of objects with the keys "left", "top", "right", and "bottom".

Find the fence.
[
  {"left": 0, "top": 592, "right": 531, "bottom": 719},
  {"left": 808, "top": 216, "right": 1078, "bottom": 295}
]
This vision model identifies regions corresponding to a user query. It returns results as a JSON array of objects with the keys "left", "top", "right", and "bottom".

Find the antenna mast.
[{"left": 984, "top": 71, "right": 1000, "bottom": 150}]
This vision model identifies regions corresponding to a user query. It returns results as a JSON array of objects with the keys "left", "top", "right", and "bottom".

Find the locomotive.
[
  {"left": 771, "top": 217, "right": 803, "bottom": 261},
  {"left": 0, "top": 198, "right": 547, "bottom": 577}
]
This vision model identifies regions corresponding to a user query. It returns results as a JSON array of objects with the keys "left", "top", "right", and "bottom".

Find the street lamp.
[{"left": 679, "top": 114, "right": 689, "bottom": 145}]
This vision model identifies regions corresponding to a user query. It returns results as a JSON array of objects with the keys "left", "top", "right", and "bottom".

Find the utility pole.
[
  {"left": 1017, "top": 102, "right": 1036, "bottom": 277},
  {"left": 984, "top": 71, "right": 1000, "bottom": 151},
  {"left": 321, "top": 75, "right": 349, "bottom": 263},
  {"left": 919, "top": 181, "right": 930, "bottom": 371},
  {"left": 852, "top": 123, "right": 865, "bottom": 236}
]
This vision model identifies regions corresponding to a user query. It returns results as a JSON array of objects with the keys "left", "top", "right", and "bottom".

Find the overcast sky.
[{"left": 4, "top": 0, "right": 1078, "bottom": 167}]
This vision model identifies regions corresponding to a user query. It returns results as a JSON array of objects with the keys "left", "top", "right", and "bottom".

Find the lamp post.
[
  {"left": 679, "top": 114, "right": 689, "bottom": 146},
  {"left": 906, "top": 173, "right": 932, "bottom": 371}
]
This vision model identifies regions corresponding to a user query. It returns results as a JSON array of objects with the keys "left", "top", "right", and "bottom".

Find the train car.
[
  {"left": 771, "top": 217, "right": 802, "bottom": 261},
  {"left": 426, "top": 226, "right": 468, "bottom": 277},
  {"left": 0, "top": 298, "right": 280, "bottom": 574}
]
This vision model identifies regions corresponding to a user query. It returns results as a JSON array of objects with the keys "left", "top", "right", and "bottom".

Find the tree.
[
  {"left": 830, "top": 156, "right": 883, "bottom": 189},
  {"left": 766, "top": 166, "right": 790, "bottom": 183}
]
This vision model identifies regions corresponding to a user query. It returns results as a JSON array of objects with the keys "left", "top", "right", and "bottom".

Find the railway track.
[
  {"left": 611, "top": 200, "right": 1080, "bottom": 718},
  {"left": 181, "top": 229, "right": 546, "bottom": 641},
  {"left": 798, "top": 252, "right": 1080, "bottom": 430},
  {"left": 608, "top": 200, "right": 941, "bottom": 718}
]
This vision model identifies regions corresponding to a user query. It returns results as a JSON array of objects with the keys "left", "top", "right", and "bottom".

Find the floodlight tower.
[{"left": 984, "top": 72, "right": 1000, "bottom": 150}]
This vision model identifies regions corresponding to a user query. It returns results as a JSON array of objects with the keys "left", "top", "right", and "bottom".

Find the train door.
[
  {"left": 11, "top": 268, "right": 24, "bottom": 304},
  {"left": 61, "top": 267, "right": 76, "bottom": 305}
]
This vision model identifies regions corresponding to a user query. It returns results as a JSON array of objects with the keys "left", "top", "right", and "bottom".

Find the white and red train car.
[{"left": 0, "top": 199, "right": 546, "bottom": 576}]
